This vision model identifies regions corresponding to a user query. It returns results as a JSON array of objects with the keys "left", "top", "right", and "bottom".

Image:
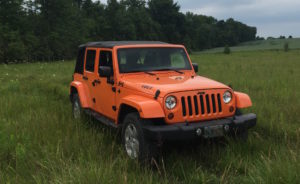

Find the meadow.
[
  {"left": 0, "top": 50, "right": 300, "bottom": 183},
  {"left": 199, "top": 38, "right": 300, "bottom": 53}
]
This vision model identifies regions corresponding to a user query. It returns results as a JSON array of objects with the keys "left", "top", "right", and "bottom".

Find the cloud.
[
  {"left": 95, "top": 0, "right": 300, "bottom": 37},
  {"left": 177, "top": 0, "right": 300, "bottom": 37}
]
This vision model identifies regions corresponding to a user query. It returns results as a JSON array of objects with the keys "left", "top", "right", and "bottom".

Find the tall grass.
[{"left": 1, "top": 50, "right": 300, "bottom": 183}]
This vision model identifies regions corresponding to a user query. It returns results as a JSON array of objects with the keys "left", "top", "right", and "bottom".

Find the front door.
[{"left": 94, "top": 49, "right": 116, "bottom": 120}]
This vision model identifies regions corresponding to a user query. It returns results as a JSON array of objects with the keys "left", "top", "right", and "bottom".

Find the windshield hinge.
[{"left": 154, "top": 90, "right": 160, "bottom": 100}]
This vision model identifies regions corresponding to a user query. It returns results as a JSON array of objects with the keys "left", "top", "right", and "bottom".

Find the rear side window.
[
  {"left": 85, "top": 50, "right": 96, "bottom": 72},
  {"left": 74, "top": 47, "right": 85, "bottom": 74}
]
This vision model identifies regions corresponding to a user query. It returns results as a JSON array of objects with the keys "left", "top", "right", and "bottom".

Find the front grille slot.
[
  {"left": 193, "top": 95, "right": 199, "bottom": 115},
  {"left": 217, "top": 94, "right": 222, "bottom": 112},
  {"left": 181, "top": 92, "right": 223, "bottom": 117},
  {"left": 211, "top": 94, "right": 216, "bottom": 113},
  {"left": 181, "top": 97, "right": 186, "bottom": 116},
  {"left": 205, "top": 94, "right": 211, "bottom": 114},
  {"left": 200, "top": 95, "right": 205, "bottom": 114},
  {"left": 187, "top": 96, "right": 193, "bottom": 116}
]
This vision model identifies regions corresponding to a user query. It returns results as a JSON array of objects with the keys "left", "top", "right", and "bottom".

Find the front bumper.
[{"left": 142, "top": 113, "right": 256, "bottom": 141}]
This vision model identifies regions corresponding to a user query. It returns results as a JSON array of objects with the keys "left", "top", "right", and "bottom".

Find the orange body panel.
[
  {"left": 70, "top": 43, "right": 253, "bottom": 126},
  {"left": 234, "top": 92, "right": 252, "bottom": 108}
]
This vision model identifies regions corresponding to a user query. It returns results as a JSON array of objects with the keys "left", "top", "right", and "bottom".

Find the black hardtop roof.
[{"left": 79, "top": 41, "right": 170, "bottom": 48}]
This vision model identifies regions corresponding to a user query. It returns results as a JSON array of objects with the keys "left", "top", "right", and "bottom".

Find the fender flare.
[
  {"left": 234, "top": 91, "right": 252, "bottom": 109},
  {"left": 70, "top": 81, "right": 93, "bottom": 108},
  {"left": 119, "top": 95, "right": 165, "bottom": 119}
]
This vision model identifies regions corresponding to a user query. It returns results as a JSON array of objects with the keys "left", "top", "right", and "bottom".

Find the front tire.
[{"left": 121, "top": 113, "right": 158, "bottom": 163}]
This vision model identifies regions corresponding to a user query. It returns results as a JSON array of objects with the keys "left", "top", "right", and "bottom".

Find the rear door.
[{"left": 83, "top": 48, "right": 98, "bottom": 110}]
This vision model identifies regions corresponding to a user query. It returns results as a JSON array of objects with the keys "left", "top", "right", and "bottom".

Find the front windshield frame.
[{"left": 116, "top": 47, "right": 192, "bottom": 74}]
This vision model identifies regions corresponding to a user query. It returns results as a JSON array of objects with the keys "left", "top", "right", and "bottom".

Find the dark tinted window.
[
  {"left": 85, "top": 50, "right": 96, "bottom": 72},
  {"left": 74, "top": 47, "right": 85, "bottom": 74},
  {"left": 99, "top": 51, "right": 112, "bottom": 67},
  {"left": 99, "top": 51, "right": 113, "bottom": 74}
]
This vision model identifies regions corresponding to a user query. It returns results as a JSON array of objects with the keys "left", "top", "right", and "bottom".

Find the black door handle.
[
  {"left": 94, "top": 79, "right": 101, "bottom": 84},
  {"left": 92, "top": 79, "right": 101, "bottom": 86},
  {"left": 83, "top": 76, "right": 88, "bottom": 80}
]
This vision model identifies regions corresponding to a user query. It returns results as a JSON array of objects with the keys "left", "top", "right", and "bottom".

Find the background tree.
[
  {"left": 224, "top": 45, "right": 231, "bottom": 54},
  {"left": 0, "top": 0, "right": 257, "bottom": 63}
]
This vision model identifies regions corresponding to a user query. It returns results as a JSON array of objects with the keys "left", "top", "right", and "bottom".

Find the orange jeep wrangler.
[{"left": 70, "top": 41, "right": 256, "bottom": 161}]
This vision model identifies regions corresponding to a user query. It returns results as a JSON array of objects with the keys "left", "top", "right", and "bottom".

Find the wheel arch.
[
  {"left": 234, "top": 91, "right": 252, "bottom": 109},
  {"left": 117, "top": 95, "right": 165, "bottom": 124},
  {"left": 117, "top": 104, "right": 139, "bottom": 125},
  {"left": 69, "top": 81, "right": 93, "bottom": 108}
]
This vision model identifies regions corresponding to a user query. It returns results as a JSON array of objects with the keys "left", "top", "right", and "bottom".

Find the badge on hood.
[{"left": 169, "top": 76, "right": 184, "bottom": 80}]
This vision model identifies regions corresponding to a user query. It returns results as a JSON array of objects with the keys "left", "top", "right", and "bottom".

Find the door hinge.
[
  {"left": 112, "top": 106, "right": 116, "bottom": 111},
  {"left": 93, "top": 98, "right": 96, "bottom": 103},
  {"left": 112, "top": 87, "right": 116, "bottom": 92}
]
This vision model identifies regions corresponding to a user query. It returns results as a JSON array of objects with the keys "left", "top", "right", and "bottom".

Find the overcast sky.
[{"left": 98, "top": 0, "right": 300, "bottom": 38}]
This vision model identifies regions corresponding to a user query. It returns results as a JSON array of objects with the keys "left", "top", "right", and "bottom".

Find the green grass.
[
  {"left": 1, "top": 50, "right": 300, "bottom": 183},
  {"left": 198, "top": 38, "right": 300, "bottom": 53}
]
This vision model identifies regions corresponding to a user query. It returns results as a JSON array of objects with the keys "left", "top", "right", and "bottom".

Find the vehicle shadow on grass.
[
  {"left": 161, "top": 138, "right": 228, "bottom": 162},
  {"left": 80, "top": 116, "right": 122, "bottom": 142},
  {"left": 79, "top": 116, "right": 257, "bottom": 175},
  {"left": 155, "top": 136, "right": 261, "bottom": 175}
]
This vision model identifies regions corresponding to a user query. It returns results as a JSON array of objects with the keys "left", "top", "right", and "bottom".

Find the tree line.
[{"left": 0, "top": 0, "right": 257, "bottom": 63}]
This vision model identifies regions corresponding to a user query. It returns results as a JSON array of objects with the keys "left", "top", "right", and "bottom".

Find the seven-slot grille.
[{"left": 181, "top": 93, "right": 222, "bottom": 116}]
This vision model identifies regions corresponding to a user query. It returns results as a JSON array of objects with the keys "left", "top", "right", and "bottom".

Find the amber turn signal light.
[{"left": 168, "top": 113, "right": 174, "bottom": 120}]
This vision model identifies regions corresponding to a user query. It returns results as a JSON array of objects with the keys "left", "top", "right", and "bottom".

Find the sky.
[{"left": 98, "top": 0, "right": 300, "bottom": 38}]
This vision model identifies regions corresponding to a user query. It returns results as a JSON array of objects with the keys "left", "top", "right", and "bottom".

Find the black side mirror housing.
[
  {"left": 99, "top": 66, "right": 112, "bottom": 77},
  {"left": 192, "top": 63, "right": 198, "bottom": 73}
]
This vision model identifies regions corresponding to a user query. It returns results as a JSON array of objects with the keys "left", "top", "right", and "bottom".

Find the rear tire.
[
  {"left": 121, "top": 112, "right": 158, "bottom": 163},
  {"left": 72, "top": 94, "right": 84, "bottom": 120}
]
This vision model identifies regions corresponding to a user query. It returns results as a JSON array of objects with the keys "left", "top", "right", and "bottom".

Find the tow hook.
[
  {"left": 196, "top": 128, "right": 202, "bottom": 136},
  {"left": 224, "top": 125, "right": 230, "bottom": 132}
]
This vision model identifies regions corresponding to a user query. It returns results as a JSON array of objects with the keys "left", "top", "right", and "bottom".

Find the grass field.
[
  {"left": 1, "top": 50, "right": 300, "bottom": 183},
  {"left": 199, "top": 38, "right": 300, "bottom": 53}
]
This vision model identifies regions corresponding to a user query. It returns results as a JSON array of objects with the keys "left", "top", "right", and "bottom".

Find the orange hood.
[{"left": 119, "top": 72, "right": 229, "bottom": 97}]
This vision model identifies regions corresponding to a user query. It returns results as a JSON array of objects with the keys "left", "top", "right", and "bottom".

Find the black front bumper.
[{"left": 142, "top": 113, "right": 256, "bottom": 141}]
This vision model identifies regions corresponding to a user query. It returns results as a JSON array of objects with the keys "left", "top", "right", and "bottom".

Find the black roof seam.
[{"left": 79, "top": 41, "right": 169, "bottom": 48}]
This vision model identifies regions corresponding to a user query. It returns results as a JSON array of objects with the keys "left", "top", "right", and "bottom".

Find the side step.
[{"left": 84, "top": 109, "right": 119, "bottom": 128}]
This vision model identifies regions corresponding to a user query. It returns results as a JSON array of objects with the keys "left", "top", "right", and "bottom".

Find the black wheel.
[
  {"left": 121, "top": 112, "right": 158, "bottom": 163},
  {"left": 232, "top": 108, "right": 248, "bottom": 141},
  {"left": 72, "top": 94, "right": 84, "bottom": 120}
]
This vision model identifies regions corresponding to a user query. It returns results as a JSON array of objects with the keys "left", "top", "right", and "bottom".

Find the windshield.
[{"left": 117, "top": 47, "right": 192, "bottom": 73}]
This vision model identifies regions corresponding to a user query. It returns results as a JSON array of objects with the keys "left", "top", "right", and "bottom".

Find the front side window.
[
  {"left": 117, "top": 48, "right": 192, "bottom": 73},
  {"left": 99, "top": 51, "right": 113, "bottom": 67},
  {"left": 99, "top": 50, "right": 113, "bottom": 75},
  {"left": 85, "top": 50, "right": 96, "bottom": 72}
]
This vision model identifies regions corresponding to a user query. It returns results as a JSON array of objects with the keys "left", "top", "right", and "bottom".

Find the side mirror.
[
  {"left": 192, "top": 63, "right": 198, "bottom": 73},
  {"left": 99, "top": 66, "right": 112, "bottom": 77}
]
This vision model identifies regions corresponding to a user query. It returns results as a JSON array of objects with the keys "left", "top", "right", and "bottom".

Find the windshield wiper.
[
  {"left": 123, "top": 70, "right": 156, "bottom": 76},
  {"left": 154, "top": 68, "right": 184, "bottom": 74},
  {"left": 144, "top": 71, "right": 156, "bottom": 76}
]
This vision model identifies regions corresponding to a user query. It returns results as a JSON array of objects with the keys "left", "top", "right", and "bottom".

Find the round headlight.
[
  {"left": 223, "top": 91, "right": 232, "bottom": 104},
  {"left": 165, "top": 96, "right": 177, "bottom": 110}
]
